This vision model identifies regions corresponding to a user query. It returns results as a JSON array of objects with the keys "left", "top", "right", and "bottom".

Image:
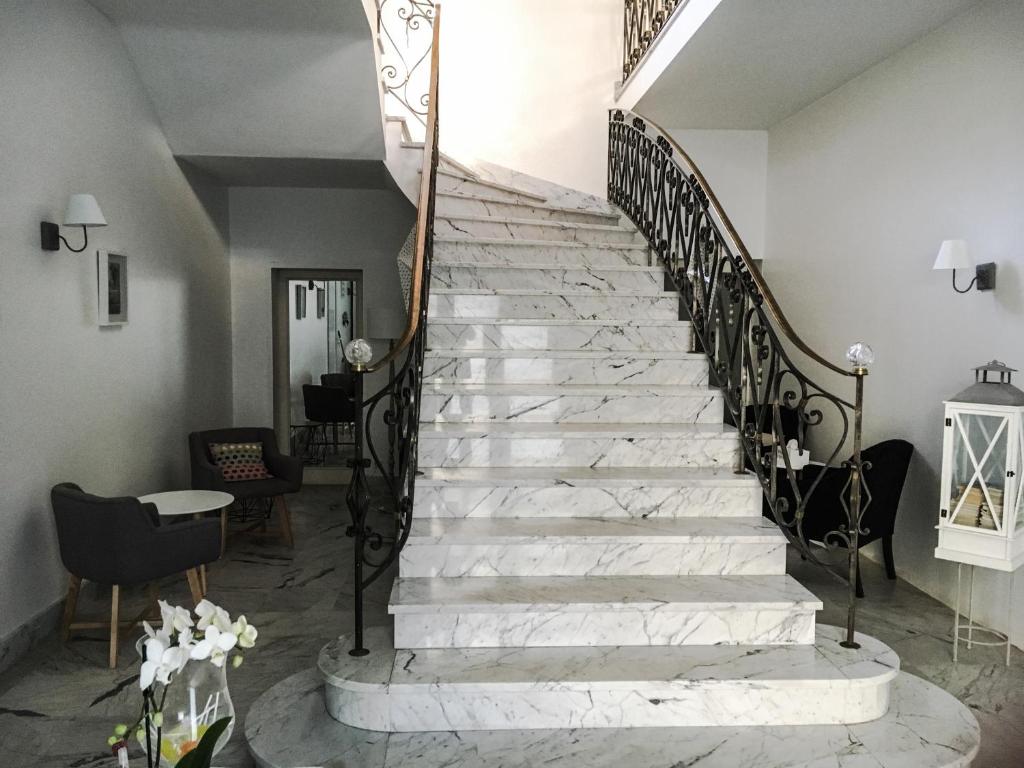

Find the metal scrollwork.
[
  {"left": 623, "top": 0, "right": 686, "bottom": 82},
  {"left": 377, "top": 0, "right": 436, "bottom": 133},
  {"left": 609, "top": 109, "right": 870, "bottom": 647}
]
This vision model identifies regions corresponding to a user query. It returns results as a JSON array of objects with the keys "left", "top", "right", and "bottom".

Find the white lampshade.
[
  {"left": 63, "top": 194, "right": 107, "bottom": 227},
  {"left": 933, "top": 239, "right": 971, "bottom": 270}
]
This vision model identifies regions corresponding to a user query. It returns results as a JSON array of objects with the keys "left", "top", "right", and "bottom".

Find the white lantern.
[{"left": 935, "top": 361, "right": 1024, "bottom": 572}]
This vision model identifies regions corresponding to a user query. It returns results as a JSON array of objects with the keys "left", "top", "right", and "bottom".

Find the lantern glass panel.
[
  {"left": 1016, "top": 429, "right": 1024, "bottom": 531},
  {"left": 949, "top": 413, "right": 1008, "bottom": 530}
]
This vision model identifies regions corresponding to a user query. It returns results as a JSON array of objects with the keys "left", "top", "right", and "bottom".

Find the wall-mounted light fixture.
[
  {"left": 932, "top": 239, "right": 996, "bottom": 293},
  {"left": 40, "top": 194, "right": 107, "bottom": 252}
]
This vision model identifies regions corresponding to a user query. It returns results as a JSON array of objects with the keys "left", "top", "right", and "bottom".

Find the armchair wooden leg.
[
  {"left": 883, "top": 535, "right": 897, "bottom": 580},
  {"left": 109, "top": 585, "right": 121, "bottom": 669},
  {"left": 61, "top": 575, "right": 82, "bottom": 642},
  {"left": 276, "top": 495, "right": 295, "bottom": 548},
  {"left": 185, "top": 569, "right": 204, "bottom": 606}
]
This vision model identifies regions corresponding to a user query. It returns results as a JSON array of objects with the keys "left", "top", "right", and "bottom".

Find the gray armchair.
[
  {"left": 189, "top": 427, "right": 302, "bottom": 547},
  {"left": 51, "top": 483, "right": 220, "bottom": 667}
]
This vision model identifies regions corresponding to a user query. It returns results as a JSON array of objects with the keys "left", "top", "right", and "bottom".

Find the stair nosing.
[
  {"left": 424, "top": 349, "right": 706, "bottom": 360},
  {"left": 433, "top": 261, "right": 661, "bottom": 272},
  {"left": 435, "top": 236, "right": 648, "bottom": 251},
  {"left": 438, "top": 213, "right": 638, "bottom": 234},
  {"left": 438, "top": 190, "right": 619, "bottom": 219},
  {"left": 433, "top": 168, "right": 549, "bottom": 202},
  {"left": 415, "top": 466, "right": 759, "bottom": 487}
]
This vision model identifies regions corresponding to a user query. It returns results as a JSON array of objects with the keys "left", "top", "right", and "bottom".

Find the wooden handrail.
[{"left": 365, "top": 5, "right": 441, "bottom": 374}]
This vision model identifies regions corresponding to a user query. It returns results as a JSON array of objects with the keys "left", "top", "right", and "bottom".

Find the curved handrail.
[
  {"left": 365, "top": 7, "right": 441, "bottom": 374},
  {"left": 628, "top": 110, "right": 852, "bottom": 379}
]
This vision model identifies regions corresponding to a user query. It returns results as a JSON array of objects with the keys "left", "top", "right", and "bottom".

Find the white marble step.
[
  {"left": 389, "top": 574, "right": 821, "bottom": 648},
  {"left": 419, "top": 382, "right": 721, "bottom": 424},
  {"left": 249, "top": 667, "right": 980, "bottom": 767},
  {"left": 434, "top": 237, "right": 651, "bottom": 267},
  {"left": 433, "top": 169, "right": 548, "bottom": 204},
  {"left": 428, "top": 289, "right": 678, "bottom": 320},
  {"left": 398, "top": 516, "right": 785, "bottom": 578},
  {"left": 427, "top": 318, "right": 689, "bottom": 352},
  {"left": 431, "top": 262, "right": 665, "bottom": 292},
  {"left": 435, "top": 214, "right": 643, "bottom": 246},
  {"left": 418, "top": 421, "right": 740, "bottom": 469},
  {"left": 437, "top": 191, "right": 622, "bottom": 226},
  {"left": 318, "top": 625, "right": 897, "bottom": 731},
  {"left": 422, "top": 349, "right": 710, "bottom": 386},
  {"left": 413, "top": 467, "right": 760, "bottom": 519}
]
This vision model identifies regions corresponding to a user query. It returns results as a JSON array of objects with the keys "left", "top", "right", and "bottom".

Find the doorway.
[{"left": 271, "top": 268, "right": 362, "bottom": 483}]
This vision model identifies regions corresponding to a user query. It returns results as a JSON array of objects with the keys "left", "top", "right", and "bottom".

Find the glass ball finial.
[
  {"left": 846, "top": 342, "right": 874, "bottom": 371},
  {"left": 345, "top": 338, "right": 374, "bottom": 369}
]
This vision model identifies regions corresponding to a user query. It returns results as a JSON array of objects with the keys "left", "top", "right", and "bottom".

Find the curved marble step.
[
  {"left": 432, "top": 168, "right": 548, "bottom": 204},
  {"left": 431, "top": 262, "right": 665, "bottom": 292},
  {"left": 316, "top": 625, "right": 897, "bottom": 731},
  {"left": 427, "top": 318, "right": 690, "bottom": 352},
  {"left": 436, "top": 214, "right": 643, "bottom": 245},
  {"left": 413, "top": 466, "right": 761, "bottom": 518},
  {"left": 398, "top": 516, "right": 785, "bottom": 577},
  {"left": 389, "top": 574, "right": 821, "bottom": 648},
  {"left": 419, "top": 382, "right": 722, "bottom": 424},
  {"left": 434, "top": 237, "right": 650, "bottom": 267},
  {"left": 417, "top": 421, "right": 741, "bottom": 469},
  {"left": 247, "top": 667, "right": 979, "bottom": 767},
  {"left": 428, "top": 289, "right": 678, "bottom": 320},
  {"left": 423, "top": 349, "right": 710, "bottom": 386},
  {"left": 438, "top": 191, "right": 622, "bottom": 226}
]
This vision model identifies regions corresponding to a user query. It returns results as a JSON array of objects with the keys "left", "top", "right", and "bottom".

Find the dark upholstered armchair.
[
  {"left": 767, "top": 439, "right": 914, "bottom": 598},
  {"left": 188, "top": 427, "right": 302, "bottom": 547},
  {"left": 51, "top": 483, "right": 220, "bottom": 667}
]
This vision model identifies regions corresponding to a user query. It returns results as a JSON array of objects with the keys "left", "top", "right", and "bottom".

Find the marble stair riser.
[
  {"left": 412, "top": 483, "right": 761, "bottom": 519},
  {"left": 427, "top": 292, "right": 677, "bottom": 321},
  {"left": 431, "top": 264, "right": 664, "bottom": 292},
  {"left": 434, "top": 173, "right": 548, "bottom": 204},
  {"left": 435, "top": 215, "right": 644, "bottom": 246},
  {"left": 398, "top": 541, "right": 786, "bottom": 578},
  {"left": 427, "top": 321, "right": 690, "bottom": 353},
  {"left": 434, "top": 240, "right": 650, "bottom": 268},
  {"left": 437, "top": 194, "right": 621, "bottom": 226},
  {"left": 392, "top": 608, "right": 816, "bottom": 649},
  {"left": 422, "top": 353, "right": 709, "bottom": 386},
  {"left": 419, "top": 390, "right": 722, "bottom": 424},
  {"left": 325, "top": 681, "right": 889, "bottom": 732},
  {"left": 417, "top": 433, "right": 740, "bottom": 468}
]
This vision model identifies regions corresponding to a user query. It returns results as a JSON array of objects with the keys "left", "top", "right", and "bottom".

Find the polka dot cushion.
[{"left": 209, "top": 442, "right": 273, "bottom": 482}]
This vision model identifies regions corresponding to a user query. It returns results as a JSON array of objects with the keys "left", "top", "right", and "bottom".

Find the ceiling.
[
  {"left": 88, "top": 0, "right": 385, "bottom": 160},
  {"left": 636, "top": 0, "right": 982, "bottom": 129}
]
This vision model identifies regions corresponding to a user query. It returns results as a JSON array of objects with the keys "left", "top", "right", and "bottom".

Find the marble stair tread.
[
  {"left": 435, "top": 236, "right": 648, "bottom": 251},
  {"left": 437, "top": 191, "right": 621, "bottom": 224},
  {"left": 438, "top": 213, "right": 639, "bottom": 236},
  {"left": 432, "top": 261, "right": 662, "bottom": 272},
  {"left": 429, "top": 287, "right": 673, "bottom": 296},
  {"left": 424, "top": 348, "right": 705, "bottom": 360},
  {"left": 388, "top": 574, "right": 823, "bottom": 614},
  {"left": 248, "top": 668, "right": 980, "bottom": 767},
  {"left": 422, "top": 381, "right": 717, "bottom": 396},
  {"left": 431, "top": 168, "right": 549, "bottom": 202},
  {"left": 405, "top": 516, "right": 784, "bottom": 545},
  {"left": 419, "top": 421, "right": 736, "bottom": 438},
  {"left": 416, "top": 466, "right": 759, "bottom": 487}
]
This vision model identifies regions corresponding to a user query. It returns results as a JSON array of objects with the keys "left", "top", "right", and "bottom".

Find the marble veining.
[
  {"left": 435, "top": 170, "right": 548, "bottom": 205},
  {"left": 427, "top": 290, "right": 678, "bottom": 320},
  {"left": 437, "top": 193, "right": 621, "bottom": 226},
  {"left": 431, "top": 262, "right": 665, "bottom": 292},
  {"left": 427, "top": 319, "right": 692, "bottom": 352},
  {"left": 434, "top": 237, "right": 650, "bottom": 267},
  {"left": 435, "top": 214, "right": 642, "bottom": 245}
]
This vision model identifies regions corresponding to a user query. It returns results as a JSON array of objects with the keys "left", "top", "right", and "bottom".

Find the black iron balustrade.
[
  {"left": 622, "top": 0, "right": 686, "bottom": 82},
  {"left": 608, "top": 109, "right": 871, "bottom": 648},
  {"left": 345, "top": 8, "right": 441, "bottom": 657}
]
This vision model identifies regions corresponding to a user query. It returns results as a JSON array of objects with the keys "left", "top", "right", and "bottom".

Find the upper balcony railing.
[
  {"left": 622, "top": 0, "right": 687, "bottom": 83},
  {"left": 377, "top": 0, "right": 436, "bottom": 139}
]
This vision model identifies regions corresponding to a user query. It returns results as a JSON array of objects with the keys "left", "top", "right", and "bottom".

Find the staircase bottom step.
[{"left": 317, "top": 625, "right": 898, "bottom": 732}]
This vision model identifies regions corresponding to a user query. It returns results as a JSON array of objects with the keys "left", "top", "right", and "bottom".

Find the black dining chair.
[
  {"left": 51, "top": 483, "right": 221, "bottom": 667},
  {"left": 302, "top": 384, "right": 357, "bottom": 464}
]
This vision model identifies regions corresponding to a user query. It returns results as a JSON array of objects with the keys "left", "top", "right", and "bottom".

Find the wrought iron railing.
[
  {"left": 608, "top": 109, "right": 872, "bottom": 647},
  {"left": 345, "top": 7, "right": 441, "bottom": 657},
  {"left": 377, "top": 0, "right": 436, "bottom": 137},
  {"left": 622, "top": 0, "right": 686, "bottom": 82}
]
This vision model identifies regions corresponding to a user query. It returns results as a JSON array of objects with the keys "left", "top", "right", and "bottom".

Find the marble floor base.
[
  {"left": 0, "top": 486, "right": 1021, "bottom": 767},
  {"left": 245, "top": 668, "right": 977, "bottom": 768}
]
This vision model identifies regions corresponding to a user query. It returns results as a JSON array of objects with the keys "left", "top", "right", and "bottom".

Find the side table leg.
[
  {"left": 1008, "top": 573, "right": 1015, "bottom": 667},
  {"left": 954, "top": 562, "right": 962, "bottom": 664},
  {"left": 967, "top": 564, "right": 975, "bottom": 649}
]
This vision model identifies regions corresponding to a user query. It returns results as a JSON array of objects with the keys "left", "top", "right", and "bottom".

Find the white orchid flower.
[
  {"left": 195, "top": 599, "right": 233, "bottom": 633},
  {"left": 139, "top": 637, "right": 167, "bottom": 689},
  {"left": 231, "top": 616, "right": 258, "bottom": 649},
  {"left": 189, "top": 625, "right": 238, "bottom": 668},
  {"left": 141, "top": 620, "right": 170, "bottom": 648},
  {"left": 158, "top": 601, "right": 194, "bottom": 634}
]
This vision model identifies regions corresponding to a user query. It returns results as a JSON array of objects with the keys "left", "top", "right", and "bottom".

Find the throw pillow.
[{"left": 209, "top": 442, "right": 273, "bottom": 482}]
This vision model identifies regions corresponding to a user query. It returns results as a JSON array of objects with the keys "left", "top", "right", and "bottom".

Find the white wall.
[
  {"left": 439, "top": 0, "right": 621, "bottom": 197},
  {"left": 668, "top": 129, "right": 768, "bottom": 261},
  {"left": 229, "top": 188, "right": 414, "bottom": 427},
  {"left": 765, "top": 0, "right": 1024, "bottom": 644},
  {"left": 0, "top": 1, "right": 233, "bottom": 642}
]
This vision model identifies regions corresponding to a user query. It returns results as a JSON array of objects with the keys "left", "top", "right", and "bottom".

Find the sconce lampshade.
[
  {"left": 933, "top": 239, "right": 971, "bottom": 271},
  {"left": 63, "top": 194, "right": 107, "bottom": 227}
]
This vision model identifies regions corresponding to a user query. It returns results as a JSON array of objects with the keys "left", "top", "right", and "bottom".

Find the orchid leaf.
[{"left": 174, "top": 717, "right": 231, "bottom": 768}]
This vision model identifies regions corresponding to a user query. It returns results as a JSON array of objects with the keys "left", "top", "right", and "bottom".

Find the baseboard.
[{"left": 0, "top": 599, "right": 63, "bottom": 677}]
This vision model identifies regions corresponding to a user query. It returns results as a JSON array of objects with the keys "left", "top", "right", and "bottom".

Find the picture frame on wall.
[
  {"left": 316, "top": 287, "right": 326, "bottom": 319},
  {"left": 295, "top": 285, "right": 307, "bottom": 319},
  {"left": 97, "top": 251, "right": 128, "bottom": 325}
]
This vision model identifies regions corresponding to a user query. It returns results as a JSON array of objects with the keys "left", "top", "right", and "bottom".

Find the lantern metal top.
[{"left": 950, "top": 360, "right": 1024, "bottom": 406}]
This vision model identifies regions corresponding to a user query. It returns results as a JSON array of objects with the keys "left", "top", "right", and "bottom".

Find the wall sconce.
[
  {"left": 932, "top": 239, "right": 996, "bottom": 293},
  {"left": 40, "top": 194, "right": 107, "bottom": 252}
]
